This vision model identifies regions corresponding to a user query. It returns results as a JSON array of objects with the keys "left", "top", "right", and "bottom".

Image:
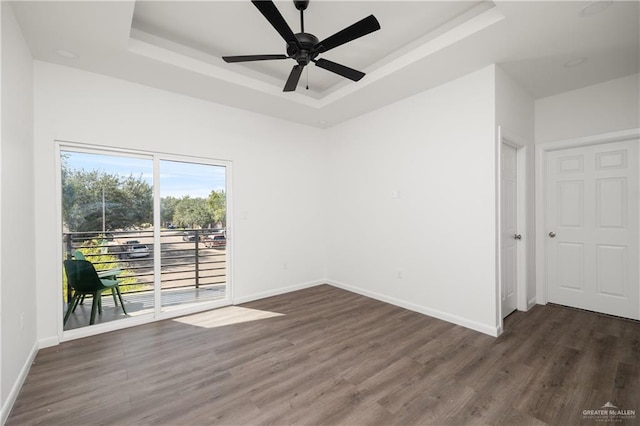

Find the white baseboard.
[
  {"left": 1, "top": 340, "right": 38, "bottom": 425},
  {"left": 327, "top": 280, "right": 500, "bottom": 337},
  {"left": 0, "top": 280, "right": 323, "bottom": 423},
  {"left": 233, "top": 279, "right": 325, "bottom": 305},
  {"left": 38, "top": 336, "right": 59, "bottom": 349},
  {"left": 0, "top": 278, "right": 502, "bottom": 423},
  {"left": 528, "top": 296, "right": 538, "bottom": 310}
]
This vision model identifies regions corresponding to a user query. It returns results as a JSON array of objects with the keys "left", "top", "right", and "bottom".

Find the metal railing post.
[{"left": 194, "top": 229, "right": 200, "bottom": 288}]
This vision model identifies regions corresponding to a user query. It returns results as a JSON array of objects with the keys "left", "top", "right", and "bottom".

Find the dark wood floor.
[{"left": 7, "top": 285, "right": 640, "bottom": 425}]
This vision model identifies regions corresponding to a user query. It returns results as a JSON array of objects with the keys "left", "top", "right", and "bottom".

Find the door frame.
[
  {"left": 497, "top": 127, "right": 529, "bottom": 329},
  {"left": 55, "top": 141, "right": 234, "bottom": 342},
  {"left": 535, "top": 128, "right": 640, "bottom": 306}
]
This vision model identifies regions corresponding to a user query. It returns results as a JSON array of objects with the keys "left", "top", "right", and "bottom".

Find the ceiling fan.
[{"left": 222, "top": 0, "right": 381, "bottom": 92}]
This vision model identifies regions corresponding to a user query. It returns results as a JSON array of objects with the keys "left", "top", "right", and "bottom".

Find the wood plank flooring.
[{"left": 7, "top": 285, "right": 640, "bottom": 425}]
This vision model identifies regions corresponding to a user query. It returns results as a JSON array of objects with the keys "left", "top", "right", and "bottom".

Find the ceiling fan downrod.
[
  {"left": 295, "top": 0, "right": 308, "bottom": 32},
  {"left": 294, "top": 0, "right": 309, "bottom": 33}
]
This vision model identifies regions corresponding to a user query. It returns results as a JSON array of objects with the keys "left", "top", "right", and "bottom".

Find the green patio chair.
[
  {"left": 72, "top": 250, "right": 121, "bottom": 307},
  {"left": 63, "top": 259, "right": 127, "bottom": 326}
]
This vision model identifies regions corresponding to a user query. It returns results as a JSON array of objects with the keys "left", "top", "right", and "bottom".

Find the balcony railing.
[{"left": 63, "top": 229, "right": 227, "bottom": 303}]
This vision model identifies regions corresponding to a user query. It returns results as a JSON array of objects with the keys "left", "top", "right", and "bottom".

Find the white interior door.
[
  {"left": 546, "top": 139, "right": 639, "bottom": 319},
  {"left": 501, "top": 143, "right": 518, "bottom": 318}
]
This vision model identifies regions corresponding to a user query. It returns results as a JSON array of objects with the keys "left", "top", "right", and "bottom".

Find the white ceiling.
[{"left": 9, "top": 0, "right": 640, "bottom": 128}]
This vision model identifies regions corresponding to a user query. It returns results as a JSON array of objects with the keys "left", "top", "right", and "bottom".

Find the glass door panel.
[
  {"left": 159, "top": 160, "right": 227, "bottom": 310},
  {"left": 61, "top": 150, "right": 154, "bottom": 330}
]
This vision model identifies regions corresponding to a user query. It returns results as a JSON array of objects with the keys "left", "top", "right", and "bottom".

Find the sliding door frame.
[{"left": 55, "top": 141, "right": 233, "bottom": 341}]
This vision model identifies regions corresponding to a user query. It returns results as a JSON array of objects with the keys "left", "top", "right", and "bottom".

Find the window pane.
[
  {"left": 61, "top": 150, "right": 154, "bottom": 330},
  {"left": 159, "top": 160, "right": 227, "bottom": 310}
]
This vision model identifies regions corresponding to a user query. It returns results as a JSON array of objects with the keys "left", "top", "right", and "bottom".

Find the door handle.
[
  {"left": 549, "top": 232, "right": 556, "bottom": 238},
  {"left": 514, "top": 234, "right": 522, "bottom": 240}
]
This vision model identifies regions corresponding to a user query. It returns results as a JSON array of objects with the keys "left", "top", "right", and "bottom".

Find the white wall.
[
  {"left": 33, "top": 62, "right": 327, "bottom": 344},
  {"left": 495, "top": 66, "right": 536, "bottom": 311},
  {"left": 536, "top": 73, "right": 640, "bottom": 143},
  {"left": 325, "top": 66, "right": 500, "bottom": 335},
  {"left": 1, "top": 2, "right": 37, "bottom": 421},
  {"left": 534, "top": 73, "right": 639, "bottom": 315}
]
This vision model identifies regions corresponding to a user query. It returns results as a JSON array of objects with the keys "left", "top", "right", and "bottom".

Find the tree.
[
  {"left": 173, "top": 196, "right": 214, "bottom": 228},
  {"left": 161, "top": 196, "right": 179, "bottom": 227},
  {"left": 62, "top": 169, "right": 153, "bottom": 232},
  {"left": 207, "top": 190, "right": 226, "bottom": 227}
]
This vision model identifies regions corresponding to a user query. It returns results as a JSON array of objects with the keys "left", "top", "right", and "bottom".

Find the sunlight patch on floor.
[{"left": 172, "top": 306, "right": 284, "bottom": 328}]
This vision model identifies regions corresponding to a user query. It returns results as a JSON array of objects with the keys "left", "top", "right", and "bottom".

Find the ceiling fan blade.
[
  {"left": 283, "top": 65, "right": 303, "bottom": 92},
  {"left": 314, "top": 58, "right": 365, "bottom": 81},
  {"left": 222, "top": 54, "right": 288, "bottom": 63},
  {"left": 314, "top": 15, "right": 380, "bottom": 54},
  {"left": 251, "top": 1, "right": 300, "bottom": 49}
]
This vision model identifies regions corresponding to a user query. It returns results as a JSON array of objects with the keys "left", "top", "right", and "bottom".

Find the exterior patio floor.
[{"left": 63, "top": 283, "right": 227, "bottom": 330}]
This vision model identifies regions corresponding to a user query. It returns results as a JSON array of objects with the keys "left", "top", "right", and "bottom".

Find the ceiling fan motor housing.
[{"left": 287, "top": 32, "right": 319, "bottom": 66}]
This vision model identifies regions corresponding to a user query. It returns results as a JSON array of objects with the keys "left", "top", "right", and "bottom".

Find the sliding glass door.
[
  {"left": 159, "top": 160, "right": 228, "bottom": 311},
  {"left": 59, "top": 146, "right": 230, "bottom": 332}
]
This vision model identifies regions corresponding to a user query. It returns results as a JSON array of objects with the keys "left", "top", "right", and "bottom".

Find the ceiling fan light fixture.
[{"left": 579, "top": 0, "right": 612, "bottom": 17}]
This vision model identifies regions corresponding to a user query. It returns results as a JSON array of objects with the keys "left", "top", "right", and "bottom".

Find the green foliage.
[
  {"left": 161, "top": 196, "right": 180, "bottom": 227},
  {"left": 208, "top": 190, "right": 226, "bottom": 227},
  {"left": 172, "top": 196, "right": 214, "bottom": 228},
  {"left": 61, "top": 155, "right": 226, "bottom": 231},
  {"left": 162, "top": 191, "right": 226, "bottom": 229},
  {"left": 62, "top": 168, "right": 153, "bottom": 232}
]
